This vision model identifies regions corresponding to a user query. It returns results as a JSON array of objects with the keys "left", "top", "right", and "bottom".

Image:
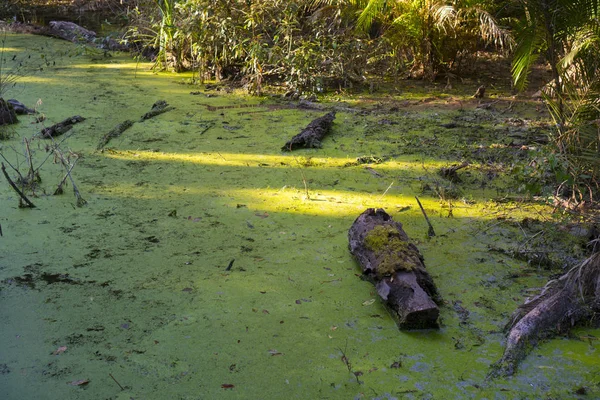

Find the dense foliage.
[
  {"left": 511, "top": 0, "right": 600, "bottom": 203},
  {"left": 2, "top": 0, "right": 600, "bottom": 204},
  {"left": 123, "top": 0, "right": 511, "bottom": 93}
]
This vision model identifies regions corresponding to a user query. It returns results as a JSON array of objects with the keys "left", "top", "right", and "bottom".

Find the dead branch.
[
  {"left": 1, "top": 162, "right": 35, "bottom": 208},
  {"left": 415, "top": 196, "right": 435, "bottom": 237},
  {"left": 52, "top": 146, "right": 86, "bottom": 206}
]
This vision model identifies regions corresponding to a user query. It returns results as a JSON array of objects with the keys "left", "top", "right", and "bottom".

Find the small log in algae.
[
  {"left": 489, "top": 251, "right": 600, "bottom": 378},
  {"left": 40, "top": 115, "right": 86, "bottom": 138},
  {"left": 348, "top": 208, "right": 441, "bottom": 329},
  {"left": 281, "top": 111, "right": 335, "bottom": 151}
]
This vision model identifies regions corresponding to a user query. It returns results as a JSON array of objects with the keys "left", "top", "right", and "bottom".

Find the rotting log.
[
  {"left": 7, "top": 99, "right": 37, "bottom": 115},
  {"left": 489, "top": 252, "right": 600, "bottom": 378},
  {"left": 97, "top": 120, "right": 134, "bottom": 150},
  {"left": 348, "top": 208, "right": 442, "bottom": 329},
  {"left": 40, "top": 116, "right": 85, "bottom": 138},
  {"left": 439, "top": 161, "right": 469, "bottom": 183},
  {"left": 473, "top": 85, "right": 486, "bottom": 99},
  {"left": 282, "top": 111, "right": 335, "bottom": 151},
  {"left": 140, "top": 100, "right": 174, "bottom": 121}
]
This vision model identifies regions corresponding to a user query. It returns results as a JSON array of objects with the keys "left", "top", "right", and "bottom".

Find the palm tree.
[
  {"left": 346, "top": 0, "right": 513, "bottom": 79},
  {"left": 511, "top": 0, "right": 600, "bottom": 202}
]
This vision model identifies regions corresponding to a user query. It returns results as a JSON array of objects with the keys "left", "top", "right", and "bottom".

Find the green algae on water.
[{"left": 0, "top": 34, "right": 598, "bottom": 400}]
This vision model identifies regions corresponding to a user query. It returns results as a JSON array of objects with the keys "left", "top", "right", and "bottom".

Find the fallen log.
[
  {"left": 439, "top": 161, "right": 469, "bottom": 183},
  {"left": 97, "top": 120, "right": 134, "bottom": 150},
  {"left": 1, "top": 21, "right": 128, "bottom": 52},
  {"left": 48, "top": 21, "right": 96, "bottom": 43},
  {"left": 7, "top": 99, "right": 37, "bottom": 115},
  {"left": 282, "top": 111, "right": 335, "bottom": 151},
  {"left": 489, "top": 251, "right": 600, "bottom": 378},
  {"left": 40, "top": 116, "right": 86, "bottom": 138},
  {"left": 140, "top": 100, "right": 174, "bottom": 121},
  {"left": 348, "top": 208, "right": 442, "bottom": 329}
]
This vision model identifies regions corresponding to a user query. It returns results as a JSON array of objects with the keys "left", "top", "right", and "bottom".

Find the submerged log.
[
  {"left": 40, "top": 116, "right": 86, "bottom": 138},
  {"left": 97, "top": 120, "right": 134, "bottom": 150},
  {"left": 348, "top": 208, "right": 441, "bottom": 329},
  {"left": 140, "top": 100, "right": 174, "bottom": 121},
  {"left": 282, "top": 111, "right": 335, "bottom": 151},
  {"left": 489, "top": 252, "right": 600, "bottom": 378}
]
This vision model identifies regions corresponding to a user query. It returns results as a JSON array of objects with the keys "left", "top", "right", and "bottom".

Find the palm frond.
[
  {"left": 511, "top": 21, "right": 543, "bottom": 91},
  {"left": 475, "top": 8, "right": 515, "bottom": 50},
  {"left": 356, "top": 0, "right": 387, "bottom": 31},
  {"left": 433, "top": 4, "right": 457, "bottom": 32}
]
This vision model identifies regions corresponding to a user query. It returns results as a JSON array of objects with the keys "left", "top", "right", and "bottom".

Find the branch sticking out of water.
[
  {"left": 1, "top": 162, "right": 35, "bottom": 208},
  {"left": 415, "top": 196, "right": 435, "bottom": 237}
]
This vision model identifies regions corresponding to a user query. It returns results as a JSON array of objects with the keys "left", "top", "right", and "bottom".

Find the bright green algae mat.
[{"left": 1, "top": 34, "right": 599, "bottom": 399}]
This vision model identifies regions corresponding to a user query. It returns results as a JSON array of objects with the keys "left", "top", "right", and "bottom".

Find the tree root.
[{"left": 489, "top": 251, "right": 600, "bottom": 378}]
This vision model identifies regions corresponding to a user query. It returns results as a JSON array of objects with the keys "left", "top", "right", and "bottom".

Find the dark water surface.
[{"left": 1, "top": 2, "right": 126, "bottom": 36}]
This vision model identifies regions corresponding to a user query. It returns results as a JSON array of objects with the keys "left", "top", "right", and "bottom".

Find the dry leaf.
[
  {"left": 53, "top": 346, "right": 67, "bottom": 355},
  {"left": 362, "top": 299, "right": 376, "bottom": 306},
  {"left": 68, "top": 379, "right": 89, "bottom": 386},
  {"left": 268, "top": 349, "right": 283, "bottom": 356}
]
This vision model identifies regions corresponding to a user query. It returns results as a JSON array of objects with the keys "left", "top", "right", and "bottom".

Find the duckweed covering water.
[{"left": 1, "top": 34, "right": 599, "bottom": 399}]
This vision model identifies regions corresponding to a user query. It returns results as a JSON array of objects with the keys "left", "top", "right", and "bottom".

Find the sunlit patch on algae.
[{"left": 0, "top": 34, "right": 598, "bottom": 400}]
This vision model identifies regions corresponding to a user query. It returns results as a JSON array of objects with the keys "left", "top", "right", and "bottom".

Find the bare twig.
[
  {"left": 378, "top": 181, "right": 394, "bottom": 200},
  {"left": 23, "top": 138, "right": 36, "bottom": 182},
  {"left": 1, "top": 162, "right": 35, "bottom": 208},
  {"left": 108, "top": 373, "right": 125, "bottom": 391},
  {"left": 415, "top": 196, "right": 435, "bottom": 237},
  {"left": 53, "top": 148, "right": 86, "bottom": 206},
  {"left": 54, "top": 157, "right": 78, "bottom": 195}
]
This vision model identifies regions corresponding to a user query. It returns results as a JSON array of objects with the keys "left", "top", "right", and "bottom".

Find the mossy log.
[
  {"left": 40, "top": 115, "right": 86, "bottom": 138},
  {"left": 489, "top": 252, "right": 600, "bottom": 378},
  {"left": 348, "top": 208, "right": 442, "bottom": 329},
  {"left": 282, "top": 111, "right": 335, "bottom": 151}
]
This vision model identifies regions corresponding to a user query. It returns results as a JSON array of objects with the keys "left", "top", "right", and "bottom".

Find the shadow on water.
[{"left": 1, "top": 1, "right": 127, "bottom": 35}]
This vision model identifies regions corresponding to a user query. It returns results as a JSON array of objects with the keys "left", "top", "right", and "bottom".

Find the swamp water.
[{"left": 0, "top": 34, "right": 599, "bottom": 399}]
